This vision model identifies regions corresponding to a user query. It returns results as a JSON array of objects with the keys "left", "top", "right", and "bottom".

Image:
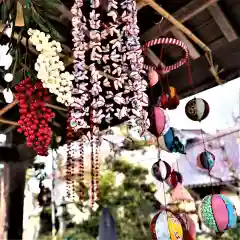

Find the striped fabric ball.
[
  {"left": 150, "top": 210, "right": 183, "bottom": 240},
  {"left": 152, "top": 160, "right": 172, "bottom": 182},
  {"left": 149, "top": 107, "right": 166, "bottom": 137},
  {"left": 197, "top": 151, "right": 215, "bottom": 171},
  {"left": 185, "top": 98, "right": 209, "bottom": 122},
  {"left": 199, "top": 194, "right": 237, "bottom": 232}
]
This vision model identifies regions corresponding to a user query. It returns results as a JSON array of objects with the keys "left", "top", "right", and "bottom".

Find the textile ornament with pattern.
[
  {"left": 148, "top": 70, "right": 180, "bottom": 110},
  {"left": 157, "top": 127, "right": 185, "bottom": 154},
  {"left": 197, "top": 151, "right": 215, "bottom": 171},
  {"left": 199, "top": 194, "right": 237, "bottom": 232},
  {"left": 151, "top": 160, "right": 172, "bottom": 182},
  {"left": 69, "top": 0, "right": 149, "bottom": 206},
  {"left": 150, "top": 209, "right": 183, "bottom": 240},
  {"left": 167, "top": 170, "right": 183, "bottom": 188},
  {"left": 185, "top": 98, "right": 210, "bottom": 122}
]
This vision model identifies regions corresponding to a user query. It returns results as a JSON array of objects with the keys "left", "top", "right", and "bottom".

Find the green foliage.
[
  {"left": 71, "top": 159, "right": 156, "bottom": 240},
  {"left": 223, "top": 217, "right": 240, "bottom": 240},
  {"left": 41, "top": 158, "right": 157, "bottom": 240}
]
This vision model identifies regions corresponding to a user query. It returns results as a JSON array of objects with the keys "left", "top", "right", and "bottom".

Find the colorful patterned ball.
[
  {"left": 177, "top": 214, "right": 196, "bottom": 240},
  {"left": 149, "top": 107, "right": 166, "bottom": 137},
  {"left": 199, "top": 194, "right": 237, "bottom": 232},
  {"left": 167, "top": 171, "right": 183, "bottom": 188},
  {"left": 197, "top": 151, "right": 215, "bottom": 171},
  {"left": 152, "top": 160, "right": 172, "bottom": 182},
  {"left": 185, "top": 98, "right": 209, "bottom": 122},
  {"left": 150, "top": 210, "right": 183, "bottom": 240}
]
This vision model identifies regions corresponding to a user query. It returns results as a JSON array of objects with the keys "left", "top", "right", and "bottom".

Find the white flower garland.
[{"left": 28, "top": 29, "right": 74, "bottom": 106}]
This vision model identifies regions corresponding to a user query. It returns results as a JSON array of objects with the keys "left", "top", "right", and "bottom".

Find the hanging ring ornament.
[
  {"left": 152, "top": 160, "right": 172, "bottom": 182},
  {"left": 142, "top": 38, "right": 189, "bottom": 74}
]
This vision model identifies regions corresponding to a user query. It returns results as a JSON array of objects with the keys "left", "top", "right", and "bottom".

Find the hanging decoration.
[
  {"left": 158, "top": 127, "right": 185, "bottom": 154},
  {"left": 160, "top": 86, "right": 180, "bottom": 110},
  {"left": 149, "top": 106, "right": 167, "bottom": 137},
  {"left": 150, "top": 210, "right": 183, "bottom": 240},
  {"left": 15, "top": 77, "right": 55, "bottom": 156},
  {"left": 70, "top": 0, "right": 149, "bottom": 135},
  {"left": 177, "top": 214, "right": 196, "bottom": 240},
  {"left": 167, "top": 170, "right": 183, "bottom": 188},
  {"left": 142, "top": 38, "right": 189, "bottom": 74},
  {"left": 27, "top": 29, "right": 74, "bottom": 106},
  {"left": 199, "top": 194, "right": 237, "bottom": 232},
  {"left": 197, "top": 151, "right": 215, "bottom": 171},
  {"left": 185, "top": 98, "right": 210, "bottom": 122},
  {"left": 0, "top": 28, "right": 14, "bottom": 103},
  {"left": 171, "top": 183, "right": 194, "bottom": 202},
  {"left": 69, "top": 0, "right": 149, "bottom": 205},
  {"left": 152, "top": 160, "right": 172, "bottom": 182},
  {"left": 147, "top": 70, "right": 180, "bottom": 110}
]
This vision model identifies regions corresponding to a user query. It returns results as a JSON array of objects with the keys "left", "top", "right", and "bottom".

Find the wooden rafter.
[
  {"left": 208, "top": 3, "right": 238, "bottom": 42},
  {"left": 141, "top": 0, "right": 220, "bottom": 42},
  {"left": 141, "top": 0, "right": 210, "bottom": 52},
  {"left": 136, "top": 1, "right": 147, "bottom": 10},
  {"left": 146, "top": 48, "right": 166, "bottom": 68},
  {"left": 171, "top": 29, "right": 201, "bottom": 59}
]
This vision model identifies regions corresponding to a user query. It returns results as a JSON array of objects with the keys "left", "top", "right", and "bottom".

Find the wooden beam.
[
  {"left": 208, "top": 3, "right": 238, "bottom": 42},
  {"left": 0, "top": 100, "right": 18, "bottom": 117},
  {"left": 137, "top": 1, "right": 147, "bottom": 10},
  {"left": 141, "top": 0, "right": 220, "bottom": 42},
  {"left": 171, "top": 29, "right": 201, "bottom": 59},
  {"left": 142, "top": 0, "right": 211, "bottom": 53},
  {"left": 146, "top": 48, "right": 166, "bottom": 68}
]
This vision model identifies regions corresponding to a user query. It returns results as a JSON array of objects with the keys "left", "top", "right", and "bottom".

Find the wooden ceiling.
[
  {"left": 138, "top": 0, "right": 240, "bottom": 97},
  {"left": 1, "top": 0, "right": 240, "bottom": 141}
]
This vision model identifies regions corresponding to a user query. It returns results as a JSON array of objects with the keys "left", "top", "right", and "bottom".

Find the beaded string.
[
  {"left": 66, "top": 143, "right": 73, "bottom": 199},
  {"left": 79, "top": 138, "right": 85, "bottom": 200},
  {"left": 90, "top": 134, "right": 95, "bottom": 208}
]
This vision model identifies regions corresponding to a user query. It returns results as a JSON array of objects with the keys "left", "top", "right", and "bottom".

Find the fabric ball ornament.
[
  {"left": 150, "top": 210, "right": 183, "bottom": 240},
  {"left": 197, "top": 151, "right": 215, "bottom": 171},
  {"left": 157, "top": 127, "right": 185, "bottom": 154},
  {"left": 171, "top": 183, "right": 194, "bottom": 202},
  {"left": 199, "top": 194, "right": 237, "bottom": 232},
  {"left": 185, "top": 98, "right": 209, "bottom": 122},
  {"left": 148, "top": 69, "right": 159, "bottom": 87},
  {"left": 149, "top": 107, "right": 167, "bottom": 137},
  {"left": 177, "top": 214, "right": 196, "bottom": 240},
  {"left": 152, "top": 160, "right": 172, "bottom": 182},
  {"left": 167, "top": 171, "right": 183, "bottom": 188}
]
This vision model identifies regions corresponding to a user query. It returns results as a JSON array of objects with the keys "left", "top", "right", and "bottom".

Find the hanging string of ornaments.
[
  {"left": 15, "top": 78, "right": 55, "bottom": 156},
  {"left": 68, "top": 0, "right": 150, "bottom": 206},
  {"left": 184, "top": 92, "right": 237, "bottom": 235},
  {"left": 0, "top": 26, "right": 15, "bottom": 103},
  {"left": 28, "top": 29, "right": 74, "bottom": 106}
]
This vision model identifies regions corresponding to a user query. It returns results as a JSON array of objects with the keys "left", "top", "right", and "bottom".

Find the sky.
[{"left": 166, "top": 77, "right": 240, "bottom": 133}]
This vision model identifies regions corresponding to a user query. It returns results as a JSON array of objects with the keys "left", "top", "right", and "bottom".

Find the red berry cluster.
[{"left": 15, "top": 77, "right": 55, "bottom": 156}]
